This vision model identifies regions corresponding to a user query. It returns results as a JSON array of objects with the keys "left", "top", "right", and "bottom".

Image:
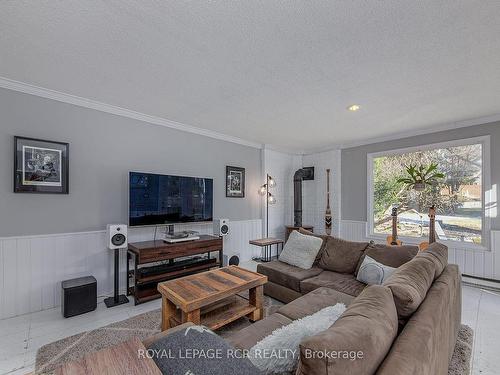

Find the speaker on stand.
[
  {"left": 104, "top": 224, "right": 130, "bottom": 308},
  {"left": 213, "top": 218, "right": 229, "bottom": 236},
  {"left": 214, "top": 219, "right": 230, "bottom": 266}
]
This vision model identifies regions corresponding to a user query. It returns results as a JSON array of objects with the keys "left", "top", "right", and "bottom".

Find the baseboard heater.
[{"left": 462, "top": 273, "right": 500, "bottom": 291}]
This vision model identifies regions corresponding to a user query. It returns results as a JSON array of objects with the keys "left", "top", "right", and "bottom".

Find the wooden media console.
[{"left": 126, "top": 235, "right": 223, "bottom": 305}]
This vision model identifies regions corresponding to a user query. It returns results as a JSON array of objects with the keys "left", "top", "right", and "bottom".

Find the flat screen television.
[{"left": 129, "top": 172, "right": 213, "bottom": 227}]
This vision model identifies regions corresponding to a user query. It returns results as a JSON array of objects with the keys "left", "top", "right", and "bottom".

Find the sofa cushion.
[
  {"left": 383, "top": 255, "right": 436, "bottom": 318},
  {"left": 416, "top": 242, "right": 448, "bottom": 279},
  {"left": 377, "top": 265, "right": 461, "bottom": 375},
  {"left": 278, "top": 287, "right": 355, "bottom": 321},
  {"left": 318, "top": 236, "right": 369, "bottom": 274},
  {"left": 225, "top": 313, "right": 292, "bottom": 350},
  {"left": 298, "top": 228, "right": 328, "bottom": 263},
  {"left": 296, "top": 285, "right": 399, "bottom": 375},
  {"left": 355, "top": 243, "right": 419, "bottom": 275},
  {"left": 300, "top": 270, "right": 366, "bottom": 296},
  {"left": 264, "top": 281, "right": 303, "bottom": 303},
  {"left": 257, "top": 261, "right": 323, "bottom": 292},
  {"left": 279, "top": 230, "right": 324, "bottom": 269}
]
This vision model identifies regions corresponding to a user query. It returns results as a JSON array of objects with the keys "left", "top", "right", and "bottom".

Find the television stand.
[{"left": 126, "top": 235, "right": 223, "bottom": 305}]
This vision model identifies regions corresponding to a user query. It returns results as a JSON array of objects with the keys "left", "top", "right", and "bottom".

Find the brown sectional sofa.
[
  {"left": 223, "top": 237, "right": 462, "bottom": 375},
  {"left": 257, "top": 229, "right": 419, "bottom": 303},
  {"left": 142, "top": 233, "right": 461, "bottom": 374}
]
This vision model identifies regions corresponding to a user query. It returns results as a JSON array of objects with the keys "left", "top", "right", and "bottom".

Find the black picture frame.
[
  {"left": 226, "top": 166, "right": 245, "bottom": 198},
  {"left": 14, "top": 136, "right": 69, "bottom": 194}
]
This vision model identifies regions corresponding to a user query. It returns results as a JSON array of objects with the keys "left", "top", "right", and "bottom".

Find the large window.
[{"left": 368, "top": 137, "right": 490, "bottom": 247}]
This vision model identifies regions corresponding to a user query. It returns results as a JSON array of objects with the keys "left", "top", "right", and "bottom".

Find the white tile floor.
[
  {"left": 0, "top": 266, "right": 498, "bottom": 375},
  {"left": 0, "top": 296, "right": 162, "bottom": 375}
]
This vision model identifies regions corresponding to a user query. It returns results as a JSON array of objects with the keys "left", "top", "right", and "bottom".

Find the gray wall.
[
  {"left": 341, "top": 121, "right": 500, "bottom": 229},
  {"left": 0, "top": 88, "right": 262, "bottom": 237}
]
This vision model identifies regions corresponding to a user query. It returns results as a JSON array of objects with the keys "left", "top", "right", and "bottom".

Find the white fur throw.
[
  {"left": 279, "top": 230, "right": 323, "bottom": 269},
  {"left": 249, "top": 303, "right": 347, "bottom": 374}
]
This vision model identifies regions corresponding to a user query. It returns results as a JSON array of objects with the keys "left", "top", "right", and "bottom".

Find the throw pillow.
[
  {"left": 383, "top": 256, "right": 436, "bottom": 318},
  {"left": 318, "top": 236, "right": 369, "bottom": 274},
  {"left": 298, "top": 228, "right": 328, "bottom": 263},
  {"left": 355, "top": 243, "right": 419, "bottom": 276},
  {"left": 249, "top": 304, "right": 346, "bottom": 374},
  {"left": 148, "top": 325, "right": 261, "bottom": 375},
  {"left": 356, "top": 255, "right": 396, "bottom": 285},
  {"left": 279, "top": 230, "right": 324, "bottom": 269}
]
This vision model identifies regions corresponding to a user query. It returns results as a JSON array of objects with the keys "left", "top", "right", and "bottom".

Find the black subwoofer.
[{"left": 61, "top": 276, "right": 97, "bottom": 318}]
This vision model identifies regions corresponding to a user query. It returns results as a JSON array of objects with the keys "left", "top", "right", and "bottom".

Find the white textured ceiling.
[{"left": 1, "top": 1, "right": 500, "bottom": 151}]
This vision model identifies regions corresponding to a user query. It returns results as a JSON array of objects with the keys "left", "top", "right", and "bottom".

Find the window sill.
[{"left": 365, "top": 233, "right": 489, "bottom": 252}]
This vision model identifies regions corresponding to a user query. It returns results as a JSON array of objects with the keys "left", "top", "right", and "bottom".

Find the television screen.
[{"left": 129, "top": 172, "right": 213, "bottom": 226}]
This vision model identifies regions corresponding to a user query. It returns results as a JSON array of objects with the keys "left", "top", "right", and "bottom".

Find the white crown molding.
[
  {"left": 2, "top": 76, "right": 499, "bottom": 155},
  {"left": 304, "top": 113, "right": 500, "bottom": 155},
  {"left": 0, "top": 76, "right": 263, "bottom": 149},
  {"left": 262, "top": 143, "right": 305, "bottom": 155}
]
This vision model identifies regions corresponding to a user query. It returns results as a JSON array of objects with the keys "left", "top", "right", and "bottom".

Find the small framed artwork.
[
  {"left": 226, "top": 166, "right": 245, "bottom": 198},
  {"left": 14, "top": 136, "right": 69, "bottom": 194}
]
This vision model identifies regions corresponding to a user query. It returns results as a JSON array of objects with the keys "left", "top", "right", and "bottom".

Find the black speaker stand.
[{"left": 104, "top": 248, "right": 129, "bottom": 308}]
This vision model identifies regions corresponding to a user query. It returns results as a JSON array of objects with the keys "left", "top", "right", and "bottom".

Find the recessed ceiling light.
[{"left": 347, "top": 104, "right": 361, "bottom": 112}]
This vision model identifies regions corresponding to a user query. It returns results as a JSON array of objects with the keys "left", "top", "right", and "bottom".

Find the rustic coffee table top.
[{"left": 158, "top": 265, "right": 267, "bottom": 311}]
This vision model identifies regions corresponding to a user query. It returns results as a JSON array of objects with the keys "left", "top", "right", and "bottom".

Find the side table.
[{"left": 249, "top": 238, "right": 285, "bottom": 262}]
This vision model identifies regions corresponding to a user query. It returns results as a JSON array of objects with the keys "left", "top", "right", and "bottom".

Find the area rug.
[
  {"left": 35, "top": 296, "right": 473, "bottom": 375},
  {"left": 35, "top": 294, "right": 282, "bottom": 374},
  {"left": 448, "top": 324, "right": 474, "bottom": 375}
]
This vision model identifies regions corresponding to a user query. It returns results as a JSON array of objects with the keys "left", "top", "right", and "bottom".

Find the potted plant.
[{"left": 397, "top": 163, "right": 444, "bottom": 191}]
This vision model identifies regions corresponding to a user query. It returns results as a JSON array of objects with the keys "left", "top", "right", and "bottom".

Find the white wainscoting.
[
  {"left": 0, "top": 219, "right": 262, "bottom": 320},
  {"left": 339, "top": 220, "right": 368, "bottom": 242},
  {"left": 302, "top": 150, "right": 342, "bottom": 237},
  {"left": 340, "top": 220, "right": 500, "bottom": 281}
]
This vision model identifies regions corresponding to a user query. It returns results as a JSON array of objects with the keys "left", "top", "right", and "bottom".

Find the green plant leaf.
[
  {"left": 398, "top": 162, "right": 444, "bottom": 191},
  {"left": 423, "top": 163, "right": 437, "bottom": 177}
]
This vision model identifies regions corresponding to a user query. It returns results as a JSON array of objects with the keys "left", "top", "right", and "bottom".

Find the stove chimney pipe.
[{"left": 293, "top": 167, "right": 314, "bottom": 226}]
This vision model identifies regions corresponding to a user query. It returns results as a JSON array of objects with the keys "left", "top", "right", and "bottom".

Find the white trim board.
[{"left": 0, "top": 76, "right": 263, "bottom": 150}]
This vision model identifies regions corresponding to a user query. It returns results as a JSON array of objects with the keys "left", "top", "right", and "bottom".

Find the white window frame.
[{"left": 367, "top": 135, "right": 492, "bottom": 251}]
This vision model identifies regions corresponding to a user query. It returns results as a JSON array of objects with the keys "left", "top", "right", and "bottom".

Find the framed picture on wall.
[
  {"left": 14, "top": 136, "right": 69, "bottom": 194},
  {"left": 226, "top": 166, "right": 245, "bottom": 198}
]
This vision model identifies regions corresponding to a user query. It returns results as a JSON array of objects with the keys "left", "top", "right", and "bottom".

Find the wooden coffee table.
[{"left": 157, "top": 266, "right": 267, "bottom": 331}]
